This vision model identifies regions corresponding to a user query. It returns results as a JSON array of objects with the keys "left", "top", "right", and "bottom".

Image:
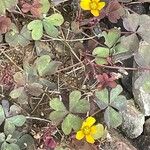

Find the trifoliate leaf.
[
  {"left": 95, "top": 89, "right": 109, "bottom": 110},
  {"left": 49, "top": 98, "right": 67, "bottom": 111},
  {"left": 0, "top": 0, "right": 18, "bottom": 15},
  {"left": 27, "top": 20, "right": 43, "bottom": 40},
  {"left": 104, "top": 106, "right": 122, "bottom": 128},
  {"left": 61, "top": 114, "right": 82, "bottom": 135}
]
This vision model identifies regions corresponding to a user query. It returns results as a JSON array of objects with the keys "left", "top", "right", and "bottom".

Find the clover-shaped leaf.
[
  {"left": 92, "top": 123, "right": 105, "bottom": 140},
  {"left": 45, "top": 13, "right": 64, "bottom": 26},
  {"left": 27, "top": 20, "right": 43, "bottom": 41},
  {"left": 61, "top": 114, "right": 82, "bottom": 135},
  {"left": 50, "top": 98, "right": 67, "bottom": 112},
  {"left": 95, "top": 85, "right": 127, "bottom": 128},
  {"left": 49, "top": 98, "right": 68, "bottom": 124},
  {"left": 5, "top": 24, "right": 31, "bottom": 47},
  {"left": 104, "top": 106, "right": 123, "bottom": 128},
  {"left": 95, "top": 88, "right": 109, "bottom": 110},
  {"left": 9, "top": 87, "right": 24, "bottom": 99},
  {"left": 35, "top": 55, "right": 61, "bottom": 76},
  {"left": 6, "top": 115, "right": 26, "bottom": 127},
  {"left": 0, "top": 101, "right": 26, "bottom": 135},
  {"left": 69, "top": 90, "right": 90, "bottom": 113},
  {"left": 4, "top": 115, "right": 26, "bottom": 135},
  {"left": 40, "top": 0, "right": 50, "bottom": 14},
  {"left": 28, "top": 13, "right": 64, "bottom": 40},
  {"left": 92, "top": 47, "right": 109, "bottom": 65},
  {"left": 123, "top": 14, "right": 150, "bottom": 44},
  {"left": 16, "top": 134, "right": 35, "bottom": 149},
  {"left": 49, "top": 91, "right": 90, "bottom": 135},
  {"left": 103, "top": 28, "right": 121, "bottom": 48},
  {"left": 1, "top": 142, "right": 20, "bottom": 150},
  {"left": 0, "top": 0, "right": 18, "bottom": 15}
]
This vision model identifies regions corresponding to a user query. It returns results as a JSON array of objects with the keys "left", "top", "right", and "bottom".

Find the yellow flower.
[
  {"left": 80, "top": 0, "right": 106, "bottom": 17},
  {"left": 76, "top": 116, "right": 104, "bottom": 144}
]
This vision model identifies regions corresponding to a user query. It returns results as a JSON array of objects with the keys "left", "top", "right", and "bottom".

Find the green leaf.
[
  {"left": 110, "top": 95, "right": 127, "bottom": 111},
  {"left": 17, "top": 134, "right": 35, "bottom": 150},
  {"left": 0, "top": 0, "right": 18, "bottom": 15},
  {"left": 4, "top": 120, "right": 16, "bottom": 135},
  {"left": 26, "top": 83, "right": 43, "bottom": 96},
  {"left": 115, "top": 34, "right": 139, "bottom": 54},
  {"left": 104, "top": 107, "right": 122, "bottom": 128},
  {"left": 9, "top": 87, "right": 24, "bottom": 99},
  {"left": 43, "top": 21, "right": 59, "bottom": 37},
  {"left": 70, "top": 98, "right": 90, "bottom": 113},
  {"left": 92, "top": 124, "right": 104, "bottom": 140},
  {"left": 123, "top": 14, "right": 139, "bottom": 32},
  {"left": 49, "top": 111, "right": 68, "bottom": 124},
  {"left": 103, "top": 28, "right": 121, "bottom": 48},
  {"left": 92, "top": 47, "right": 109, "bottom": 65},
  {"left": 69, "top": 91, "right": 90, "bottom": 113},
  {"left": 110, "top": 84, "right": 123, "bottom": 102},
  {"left": 9, "top": 143, "right": 20, "bottom": 150},
  {"left": 35, "top": 55, "right": 51, "bottom": 76},
  {"left": 5, "top": 24, "right": 31, "bottom": 47},
  {"left": 0, "top": 105, "right": 5, "bottom": 126},
  {"left": 45, "top": 13, "right": 64, "bottom": 26},
  {"left": 2, "top": 142, "right": 20, "bottom": 150},
  {"left": 40, "top": 0, "right": 50, "bottom": 14},
  {"left": 69, "top": 91, "right": 81, "bottom": 102},
  {"left": 43, "top": 61, "right": 61, "bottom": 75},
  {"left": 6, "top": 115, "right": 26, "bottom": 127},
  {"left": 94, "top": 57, "right": 108, "bottom": 65},
  {"left": 92, "top": 47, "right": 109, "bottom": 58},
  {"left": 1, "top": 142, "right": 11, "bottom": 150},
  {"left": 0, "top": 133, "right": 5, "bottom": 143},
  {"left": 27, "top": 20, "right": 43, "bottom": 40},
  {"left": 95, "top": 89, "right": 109, "bottom": 110},
  {"left": 61, "top": 114, "right": 82, "bottom": 135},
  {"left": 13, "top": 72, "right": 25, "bottom": 86},
  {"left": 50, "top": 98, "right": 67, "bottom": 111}
]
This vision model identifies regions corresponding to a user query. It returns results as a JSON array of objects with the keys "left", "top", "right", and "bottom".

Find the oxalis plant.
[
  {"left": 95, "top": 85, "right": 127, "bottom": 128},
  {"left": 92, "top": 27, "right": 139, "bottom": 65},
  {"left": 0, "top": 100, "right": 34, "bottom": 150},
  {"left": 49, "top": 90, "right": 91, "bottom": 135},
  {"left": 27, "top": 13, "right": 64, "bottom": 40},
  {"left": 9, "top": 54, "right": 61, "bottom": 104}
]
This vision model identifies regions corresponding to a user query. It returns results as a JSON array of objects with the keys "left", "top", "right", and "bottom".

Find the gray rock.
[
  {"left": 121, "top": 100, "right": 145, "bottom": 139},
  {"left": 133, "top": 41, "right": 150, "bottom": 116},
  {"left": 100, "top": 129, "right": 137, "bottom": 150},
  {"left": 133, "top": 85, "right": 150, "bottom": 116}
]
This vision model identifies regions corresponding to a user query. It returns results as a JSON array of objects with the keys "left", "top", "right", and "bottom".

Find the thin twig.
[{"left": 26, "top": 116, "right": 51, "bottom": 123}]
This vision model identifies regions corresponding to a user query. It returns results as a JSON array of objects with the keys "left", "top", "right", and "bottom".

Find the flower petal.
[
  {"left": 85, "top": 117, "right": 96, "bottom": 127},
  {"left": 76, "top": 131, "right": 85, "bottom": 140},
  {"left": 92, "top": 0, "right": 99, "bottom": 2},
  {"left": 91, "top": 125, "right": 97, "bottom": 135},
  {"left": 91, "top": 10, "right": 100, "bottom": 16},
  {"left": 98, "top": 2, "right": 105, "bottom": 10},
  {"left": 86, "top": 135, "right": 95, "bottom": 144},
  {"left": 80, "top": 1, "right": 90, "bottom": 10}
]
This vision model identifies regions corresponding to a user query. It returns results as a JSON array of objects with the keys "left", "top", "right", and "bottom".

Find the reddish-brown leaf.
[
  {"left": 96, "top": 73, "right": 117, "bottom": 90},
  {"left": 0, "top": 16, "right": 11, "bottom": 34},
  {"left": 21, "top": 0, "right": 42, "bottom": 17},
  {"left": 100, "top": 0, "right": 125, "bottom": 23}
]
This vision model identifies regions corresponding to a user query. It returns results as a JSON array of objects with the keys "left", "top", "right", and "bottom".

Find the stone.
[
  {"left": 100, "top": 129, "right": 137, "bottom": 150},
  {"left": 133, "top": 41, "right": 150, "bottom": 116},
  {"left": 121, "top": 100, "right": 145, "bottom": 139}
]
